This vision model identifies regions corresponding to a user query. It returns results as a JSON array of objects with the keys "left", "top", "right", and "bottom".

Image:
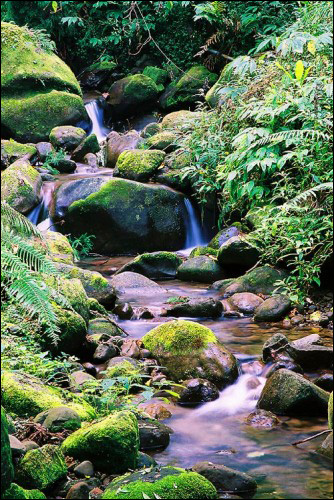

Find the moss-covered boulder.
[
  {"left": 71, "top": 133, "right": 100, "bottom": 161},
  {"left": 165, "top": 149, "right": 192, "bottom": 170},
  {"left": 45, "top": 276, "right": 90, "bottom": 323},
  {"left": 162, "top": 110, "right": 202, "bottom": 130},
  {"left": 34, "top": 406, "right": 81, "bottom": 432},
  {"left": 1, "top": 22, "right": 87, "bottom": 142},
  {"left": 1, "top": 159, "right": 42, "bottom": 214},
  {"left": 189, "top": 246, "right": 218, "bottom": 258},
  {"left": 62, "top": 179, "right": 188, "bottom": 254},
  {"left": 54, "top": 263, "right": 116, "bottom": 307},
  {"left": 51, "top": 305, "right": 87, "bottom": 356},
  {"left": 141, "top": 122, "right": 162, "bottom": 139},
  {"left": 102, "top": 466, "right": 218, "bottom": 499},
  {"left": 2, "top": 483, "right": 46, "bottom": 499},
  {"left": 329, "top": 392, "right": 333, "bottom": 430},
  {"left": 216, "top": 266, "right": 288, "bottom": 297},
  {"left": 49, "top": 126, "right": 86, "bottom": 152},
  {"left": 114, "top": 149, "right": 166, "bottom": 182},
  {"left": 43, "top": 230, "right": 75, "bottom": 264},
  {"left": 81, "top": 60, "right": 118, "bottom": 89},
  {"left": 254, "top": 295, "right": 291, "bottom": 322},
  {"left": 160, "top": 65, "right": 218, "bottom": 110},
  {"left": 1, "top": 371, "right": 95, "bottom": 420},
  {"left": 156, "top": 168, "right": 191, "bottom": 192},
  {"left": 142, "top": 320, "right": 238, "bottom": 386},
  {"left": 106, "top": 130, "right": 140, "bottom": 167},
  {"left": 15, "top": 444, "right": 67, "bottom": 490},
  {"left": 209, "top": 226, "right": 242, "bottom": 250},
  {"left": 146, "top": 131, "right": 178, "bottom": 152},
  {"left": 143, "top": 66, "right": 169, "bottom": 90},
  {"left": 1, "top": 407, "right": 14, "bottom": 495},
  {"left": 116, "top": 252, "right": 183, "bottom": 280},
  {"left": 88, "top": 318, "right": 126, "bottom": 338},
  {"left": 217, "top": 235, "right": 260, "bottom": 271},
  {"left": 177, "top": 256, "right": 224, "bottom": 283},
  {"left": 61, "top": 411, "right": 139, "bottom": 473},
  {"left": 106, "top": 360, "right": 140, "bottom": 379},
  {"left": 107, "top": 74, "right": 159, "bottom": 117},
  {"left": 1, "top": 139, "right": 37, "bottom": 169},
  {"left": 257, "top": 369, "right": 330, "bottom": 416}
]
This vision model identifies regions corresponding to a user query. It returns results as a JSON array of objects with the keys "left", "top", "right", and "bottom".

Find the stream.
[{"left": 29, "top": 98, "right": 333, "bottom": 499}]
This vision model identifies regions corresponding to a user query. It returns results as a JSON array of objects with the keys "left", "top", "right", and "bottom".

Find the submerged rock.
[
  {"left": 1, "top": 159, "right": 42, "bottom": 214},
  {"left": 177, "top": 256, "right": 224, "bottom": 283},
  {"left": 63, "top": 179, "right": 188, "bottom": 254},
  {"left": 102, "top": 466, "right": 217, "bottom": 499},
  {"left": 245, "top": 409, "right": 280, "bottom": 429},
  {"left": 116, "top": 251, "right": 183, "bottom": 280},
  {"left": 142, "top": 320, "right": 238, "bottom": 386},
  {"left": 1, "top": 22, "right": 87, "bottom": 142},
  {"left": 114, "top": 149, "right": 165, "bottom": 182},
  {"left": 257, "top": 369, "right": 330, "bottom": 417}
]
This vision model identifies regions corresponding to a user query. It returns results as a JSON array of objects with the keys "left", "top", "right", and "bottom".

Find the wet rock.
[
  {"left": 113, "top": 301, "right": 134, "bottom": 319},
  {"left": 217, "top": 235, "right": 260, "bottom": 272},
  {"left": 66, "top": 482, "right": 90, "bottom": 499},
  {"left": 34, "top": 406, "right": 81, "bottom": 432},
  {"left": 107, "top": 74, "right": 159, "bottom": 118},
  {"left": 315, "top": 373, "right": 333, "bottom": 392},
  {"left": 317, "top": 432, "right": 333, "bottom": 460},
  {"left": 71, "top": 134, "right": 100, "bottom": 162},
  {"left": 74, "top": 461, "right": 94, "bottom": 478},
  {"left": 43, "top": 230, "right": 75, "bottom": 265},
  {"left": 192, "top": 461, "right": 257, "bottom": 498},
  {"left": 254, "top": 295, "right": 291, "bottom": 322},
  {"left": 49, "top": 126, "right": 87, "bottom": 152},
  {"left": 179, "top": 378, "right": 220, "bottom": 405},
  {"left": 9, "top": 435, "right": 26, "bottom": 458},
  {"left": 138, "top": 420, "right": 173, "bottom": 451},
  {"left": 114, "top": 149, "right": 166, "bottom": 182},
  {"left": 290, "top": 314, "right": 305, "bottom": 326},
  {"left": 245, "top": 409, "right": 280, "bottom": 429},
  {"left": 139, "top": 403, "right": 172, "bottom": 420},
  {"left": 266, "top": 356, "right": 304, "bottom": 376},
  {"left": 217, "top": 266, "right": 288, "bottom": 297},
  {"left": 88, "top": 318, "right": 126, "bottom": 338},
  {"left": 165, "top": 297, "right": 223, "bottom": 318},
  {"left": 22, "top": 440, "right": 39, "bottom": 452},
  {"left": 257, "top": 369, "right": 330, "bottom": 416},
  {"left": 209, "top": 226, "right": 242, "bottom": 250},
  {"left": 262, "top": 333, "right": 290, "bottom": 363},
  {"left": 177, "top": 256, "right": 225, "bottom": 283},
  {"left": 121, "top": 339, "right": 141, "bottom": 359},
  {"left": 289, "top": 334, "right": 333, "bottom": 370},
  {"left": 1, "top": 159, "right": 42, "bottom": 214},
  {"left": 136, "top": 308, "right": 155, "bottom": 320},
  {"left": 1, "top": 139, "right": 37, "bottom": 169},
  {"left": 228, "top": 293, "right": 264, "bottom": 315},
  {"left": 116, "top": 251, "right": 183, "bottom": 280},
  {"left": 36, "top": 141, "right": 53, "bottom": 163},
  {"left": 93, "top": 343, "right": 117, "bottom": 363},
  {"left": 112, "top": 271, "right": 166, "bottom": 296},
  {"left": 106, "top": 130, "right": 140, "bottom": 167},
  {"left": 136, "top": 452, "right": 158, "bottom": 469},
  {"left": 83, "top": 153, "right": 98, "bottom": 169}
]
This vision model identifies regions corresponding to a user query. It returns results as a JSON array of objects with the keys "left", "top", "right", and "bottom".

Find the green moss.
[
  {"left": 161, "top": 110, "right": 202, "bottom": 130},
  {"left": 143, "top": 66, "right": 169, "bottom": 86},
  {"left": 141, "top": 122, "right": 162, "bottom": 138},
  {"left": 115, "top": 149, "right": 165, "bottom": 181},
  {"left": 190, "top": 246, "right": 218, "bottom": 258},
  {"left": 71, "top": 134, "right": 100, "bottom": 161},
  {"left": 146, "top": 131, "right": 178, "bottom": 152},
  {"left": 15, "top": 444, "right": 67, "bottom": 490},
  {"left": 106, "top": 360, "right": 140, "bottom": 379},
  {"left": 61, "top": 411, "right": 139, "bottom": 473},
  {"left": 88, "top": 298, "right": 109, "bottom": 316},
  {"left": 123, "top": 74, "right": 159, "bottom": 100},
  {"left": 143, "top": 320, "right": 217, "bottom": 355},
  {"left": 87, "top": 61, "right": 117, "bottom": 72},
  {"left": 88, "top": 318, "right": 125, "bottom": 337},
  {"left": 1, "top": 371, "right": 96, "bottom": 420},
  {"left": 329, "top": 392, "right": 333, "bottom": 430},
  {"left": 102, "top": 466, "right": 217, "bottom": 499},
  {"left": 50, "top": 305, "right": 87, "bottom": 356},
  {"left": 1, "top": 139, "right": 37, "bottom": 167},
  {"left": 3, "top": 483, "right": 46, "bottom": 499},
  {"left": 44, "top": 276, "right": 90, "bottom": 323},
  {"left": 177, "top": 256, "right": 224, "bottom": 283},
  {"left": 1, "top": 159, "right": 42, "bottom": 214},
  {"left": 44, "top": 231, "right": 75, "bottom": 264},
  {"left": 1, "top": 407, "right": 14, "bottom": 495}
]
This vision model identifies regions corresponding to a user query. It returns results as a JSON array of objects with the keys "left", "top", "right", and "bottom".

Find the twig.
[{"left": 292, "top": 429, "right": 331, "bottom": 446}]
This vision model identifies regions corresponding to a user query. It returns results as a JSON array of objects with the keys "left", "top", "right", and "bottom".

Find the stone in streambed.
[
  {"left": 317, "top": 432, "right": 333, "bottom": 460},
  {"left": 49, "top": 126, "right": 87, "bottom": 152},
  {"left": 9, "top": 435, "right": 26, "bottom": 458},
  {"left": 106, "top": 130, "right": 140, "bottom": 167},
  {"left": 138, "top": 419, "right": 173, "bottom": 451},
  {"left": 62, "top": 179, "right": 188, "bottom": 254},
  {"left": 192, "top": 461, "right": 257, "bottom": 498},
  {"left": 88, "top": 318, "right": 126, "bottom": 338},
  {"left": 165, "top": 297, "right": 223, "bottom": 318},
  {"left": 43, "top": 231, "right": 75, "bottom": 265},
  {"left": 179, "top": 379, "right": 220, "bottom": 404},
  {"left": 61, "top": 411, "right": 139, "bottom": 473},
  {"left": 216, "top": 266, "right": 288, "bottom": 297},
  {"left": 289, "top": 334, "right": 333, "bottom": 371},
  {"left": 228, "top": 293, "right": 264, "bottom": 315},
  {"left": 34, "top": 406, "right": 81, "bottom": 432},
  {"left": 1, "top": 139, "right": 37, "bottom": 169},
  {"left": 50, "top": 305, "right": 87, "bottom": 356},
  {"left": 74, "top": 461, "right": 94, "bottom": 478},
  {"left": 1, "top": 159, "right": 42, "bottom": 214},
  {"left": 177, "top": 256, "right": 224, "bottom": 283},
  {"left": 102, "top": 466, "right": 218, "bottom": 499},
  {"left": 114, "top": 149, "right": 165, "bottom": 182},
  {"left": 111, "top": 271, "right": 166, "bottom": 296},
  {"left": 245, "top": 409, "right": 280, "bottom": 429},
  {"left": 217, "top": 235, "right": 260, "bottom": 271},
  {"left": 262, "top": 333, "right": 290, "bottom": 363},
  {"left": 116, "top": 252, "right": 183, "bottom": 280},
  {"left": 93, "top": 343, "right": 118, "bottom": 363},
  {"left": 146, "top": 131, "right": 178, "bottom": 153},
  {"left": 36, "top": 142, "right": 53, "bottom": 163},
  {"left": 254, "top": 295, "right": 291, "bottom": 322},
  {"left": 257, "top": 369, "right": 330, "bottom": 417},
  {"left": 315, "top": 373, "right": 333, "bottom": 392},
  {"left": 142, "top": 320, "right": 238, "bottom": 387},
  {"left": 107, "top": 74, "right": 159, "bottom": 118},
  {"left": 209, "top": 226, "right": 242, "bottom": 250}
]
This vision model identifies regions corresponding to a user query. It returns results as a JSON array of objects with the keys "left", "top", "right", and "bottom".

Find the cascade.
[
  {"left": 183, "top": 198, "right": 208, "bottom": 251},
  {"left": 85, "top": 99, "right": 110, "bottom": 143}
]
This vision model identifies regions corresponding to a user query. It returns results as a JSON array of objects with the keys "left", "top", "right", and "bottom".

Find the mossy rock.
[
  {"left": 165, "top": 149, "right": 192, "bottom": 170},
  {"left": 1, "top": 371, "right": 96, "bottom": 420},
  {"left": 61, "top": 411, "right": 139, "bottom": 473},
  {"left": 317, "top": 432, "right": 333, "bottom": 460},
  {"left": 177, "top": 256, "right": 224, "bottom": 283},
  {"left": 49, "top": 126, "right": 86, "bottom": 152},
  {"left": 142, "top": 320, "right": 238, "bottom": 386},
  {"left": 245, "top": 205, "right": 276, "bottom": 230},
  {"left": 1, "top": 139, "right": 37, "bottom": 169},
  {"left": 141, "top": 122, "right": 162, "bottom": 139},
  {"left": 155, "top": 168, "right": 191, "bottom": 193},
  {"left": 217, "top": 235, "right": 260, "bottom": 271},
  {"left": 62, "top": 178, "right": 188, "bottom": 254},
  {"left": 15, "top": 444, "right": 67, "bottom": 490},
  {"left": 209, "top": 226, "right": 242, "bottom": 250},
  {"left": 114, "top": 149, "right": 166, "bottom": 182},
  {"left": 43, "top": 230, "right": 75, "bottom": 264},
  {"left": 160, "top": 65, "right": 218, "bottom": 110},
  {"left": 254, "top": 295, "right": 292, "bottom": 322},
  {"left": 102, "top": 466, "right": 218, "bottom": 499},
  {"left": 1, "top": 407, "right": 14, "bottom": 495},
  {"left": 106, "top": 360, "right": 140, "bottom": 379},
  {"left": 116, "top": 251, "right": 183, "bottom": 280},
  {"left": 143, "top": 66, "right": 169, "bottom": 87},
  {"left": 51, "top": 305, "right": 87, "bottom": 356},
  {"left": 45, "top": 276, "right": 90, "bottom": 323},
  {"left": 146, "top": 131, "right": 178, "bottom": 153},
  {"left": 257, "top": 369, "right": 330, "bottom": 417},
  {"left": 161, "top": 110, "right": 202, "bottom": 131},
  {"left": 88, "top": 318, "right": 125, "bottom": 338},
  {"left": 219, "top": 266, "right": 288, "bottom": 297},
  {"left": 71, "top": 134, "right": 100, "bottom": 162},
  {"left": 1, "top": 159, "right": 42, "bottom": 214},
  {"left": 189, "top": 246, "right": 218, "bottom": 258},
  {"left": 34, "top": 406, "right": 81, "bottom": 432},
  {"left": 107, "top": 74, "right": 159, "bottom": 117},
  {"left": 329, "top": 392, "right": 333, "bottom": 430},
  {"left": 54, "top": 263, "right": 116, "bottom": 307},
  {"left": 2, "top": 483, "right": 46, "bottom": 499},
  {"left": 1, "top": 22, "right": 86, "bottom": 142}
]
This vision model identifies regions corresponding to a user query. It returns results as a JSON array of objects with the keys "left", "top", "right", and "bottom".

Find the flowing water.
[
  {"left": 85, "top": 98, "right": 111, "bottom": 142},
  {"left": 183, "top": 198, "right": 208, "bottom": 253}
]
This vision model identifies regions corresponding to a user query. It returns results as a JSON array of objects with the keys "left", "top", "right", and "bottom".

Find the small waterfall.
[
  {"left": 27, "top": 182, "right": 56, "bottom": 232},
  {"left": 183, "top": 198, "right": 207, "bottom": 251},
  {"left": 85, "top": 99, "right": 110, "bottom": 143}
]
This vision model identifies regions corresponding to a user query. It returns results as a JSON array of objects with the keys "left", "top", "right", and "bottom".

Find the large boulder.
[
  {"left": 114, "top": 149, "right": 165, "bottom": 182},
  {"left": 288, "top": 334, "right": 333, "bottom": 371},
  {"left": 43, "top": 231, "right": 75, "bottom": 265},
  {"left": 45, "top": 276, "right": 90, "bottom": 323},
  {"left": 1, "top": 159, "right": 42, "bottom": 214},
  {"left": 61, "top": 411, "right": 139, "bottom": 473},
  {"left": 217, "top": 235, "right": 260, "bottom": 271},
  {"left": 111, "top": 271, "right": 166, "bottom": 297},
  {"left": 160, "top": 65, "right": 218, "bottom": 110},
  {"left": 143, "top": 66, "right": 169, "bottom": 89},
  {"left": 228, "top": 293, "right": 264, "bottom": 315},
  {"left": 102, "top": 466, "right": 218, "bottom": 499},
  {"left": 116, "top": 252, "right": 182, "bottom": 280},
  {"left": 71, "top": 134, "right": 100, "bottom": 162},
  {"left": 51, "top": 305, "right": 87, "bottom": 356},
  {"left": 15, "top": 444, "right": 67, "bottom": 490},
  {"left": 146, "top": 131, "right": 178, "bottom": 153},
  {"left": 216, "top": 266, "right": 288, "bottom": 297},
  {"left": 161, "top": 110, "right": 202, "bottom": 130},
  {"left": 107, "top": 74, "right": 159, "bottom": 117},
  {"left": 1, "top": 22, "right": 87, "bottom": 142},
  {"left": 1, "top": 407, "right": 14, "bottom": 495},
  {"left": 1, "top": 139, "right": 37, "bottom": 169},
  {"left": 105, "top": 130, "right": 140, "bottom": 167},
  {"left": 177, "top": 256, "right": 224, "bottom": 283},
  {"left": 142, "top": 320, "right": 238, "bottom": 386},
  {"left": 254, "top": 295, "right": 291, "bottom": 322},
  {"left": 49, "top": 126, "right": 87, "bottom": 152},
  {"left": 257, "top": 369, "right": 330, "bottom": 416},
  {"left": 62, "top": 179, "right": 189, "bottom": 254}
]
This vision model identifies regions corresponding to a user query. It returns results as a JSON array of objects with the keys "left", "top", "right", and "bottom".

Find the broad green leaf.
[
  {"left": 295, "top": 60, "right": 304, "bottom": 81},
  {"left": 52, "top": 1, "right": 58, "bottom": 12}
]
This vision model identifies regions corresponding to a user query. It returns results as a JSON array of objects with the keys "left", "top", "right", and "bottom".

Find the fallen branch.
[{"left": 292, "top": 429, "right": 331, "bottom": 446}]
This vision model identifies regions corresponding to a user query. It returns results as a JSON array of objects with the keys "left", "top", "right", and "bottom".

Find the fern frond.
[
  {"left": 283, "top": 182, "right": 333, "bottom": 209},
  {"left": 244, "top": 129, "right": 330, "bottom": 153},
  {"left": 1, "top": 201, "right": 41, "bottom": 238}
]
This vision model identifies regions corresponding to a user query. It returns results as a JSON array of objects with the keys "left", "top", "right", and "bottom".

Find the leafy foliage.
[{"left": 68, "top": 233, "right": 95, "bottom": 260}]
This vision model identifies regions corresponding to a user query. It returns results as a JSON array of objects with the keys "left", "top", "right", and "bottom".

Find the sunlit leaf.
[
  {"left": 295, "top": 60, "right": 304, "bottom": 81},
  {"left": 307, "top": 40, "right": 316, "bottom": 55}
]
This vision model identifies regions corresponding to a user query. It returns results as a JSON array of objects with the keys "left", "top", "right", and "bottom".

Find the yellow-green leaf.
[
  {"left": 307, "top": 40, "right": 316, "bottom": 55},
  {"left": 295, "top": 60, "right": 304, "bottom": 81},
  {"left": 52, "top": 1, "right": 58, "bottom": 12}
]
